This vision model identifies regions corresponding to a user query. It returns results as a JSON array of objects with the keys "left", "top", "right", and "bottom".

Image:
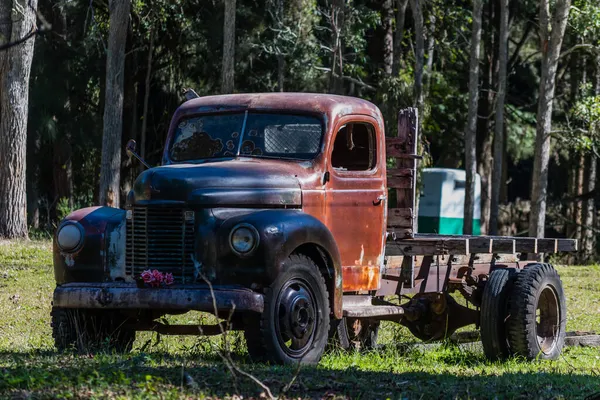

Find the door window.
[{"left": 331, "top": 123, "right": 377, "bottom": 171}]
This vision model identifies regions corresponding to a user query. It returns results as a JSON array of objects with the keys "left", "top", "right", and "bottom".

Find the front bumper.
[{"left": 53, "top": 282, "right": 264, "bottom": 313}]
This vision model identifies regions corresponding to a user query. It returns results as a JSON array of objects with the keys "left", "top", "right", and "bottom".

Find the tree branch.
[{"left": 559, "top": 43, "right": 600, "bottom": 59}]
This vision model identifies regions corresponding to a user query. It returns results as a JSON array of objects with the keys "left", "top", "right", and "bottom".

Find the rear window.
[{"left": 169, "top": 112, "right": 323, "bottom": 162}]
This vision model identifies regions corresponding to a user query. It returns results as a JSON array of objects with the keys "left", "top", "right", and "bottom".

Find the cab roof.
[{"left": 175, "top": 93, "right": 383, "bottom": 122}]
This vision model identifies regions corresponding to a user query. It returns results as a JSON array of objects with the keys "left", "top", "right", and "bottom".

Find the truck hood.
[{"left": 129, "top": 159, "right": 303, "bottom": 207}]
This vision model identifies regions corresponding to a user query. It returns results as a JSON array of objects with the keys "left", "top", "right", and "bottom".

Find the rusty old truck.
[{"left": 52, "top": 93, "right": 577, "bottom": 365}]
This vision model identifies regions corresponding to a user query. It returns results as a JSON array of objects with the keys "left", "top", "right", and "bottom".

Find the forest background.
[{"left": 1, "top": 0, "right": 600, "bottom": 262}]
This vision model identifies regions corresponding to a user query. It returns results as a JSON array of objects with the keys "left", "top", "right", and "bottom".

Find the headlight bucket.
[
  {"left": 56, "top": 222, "right": 85, "bottom": 253},
  {"left": 229, "top": 223, "right": 259, "bottom": 256}
]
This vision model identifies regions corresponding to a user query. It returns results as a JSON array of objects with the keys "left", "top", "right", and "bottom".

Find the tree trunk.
[
  {"left": 409, "top": 0, "right": 424, "bottom": 110},
  {"left": 99, "top": 0, "right": 131, "bottom": 209},
  {"left": 392, "top": 0, "right": 409, "bottom": 76},
  {"left": 141, "top": 28, "right": 154, "bottom": 160},
  {"left": 528, "top": 0, "right": 572, "bottom": 238},
  {"left": 277, "top": 0, "right": 285, "bottom": 91},
  {"left": 329, "top": 0, "right": 345, "bottom": 94},
  {"left": 596, "top": 53, "right": 600, "bottom": 96},
  {"left": 27, "top": 132, "right": 41, "bottom": 230},
  {"left": 425, "top": 13, "right": 436, "bottom": 89},
  {"left": 221, "top": 0, "right": 236, "bottom": 94},
  {"left": 583, "top": 155, "right": 596, "bottom": 262},
  {"left": 54, "top": 2, "right": 73, "bottom": 211},
  {"left": 575, "top": 152, "right": 585, "bottom": 243},
  {"left": 566, "top": 160, "right": 577, "bottom": 239},
  {"left": 53, "top": 138, "right": 73, "bottom": 208},
  {"left": 583, "top": 54, "right": 600, "bottom": 261},
  {"left": 490, "top": 0, "right": 509, "bottom": 235},
  {"left": 477, "top": 0, "right": 498, "bottom": 236},
  {"left": 0, "top": 0, "right": 38, "bottom": 238},
  {"left": 382, "top": 0, "right": 394, "bottom": 75},
  {"left": 463, "top": 0, "right": 483, "bottom": 235}
]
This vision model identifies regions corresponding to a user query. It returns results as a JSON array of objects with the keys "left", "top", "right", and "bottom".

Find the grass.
[{"left": 0, "top": 240, "right": 599, "bottom": 399}]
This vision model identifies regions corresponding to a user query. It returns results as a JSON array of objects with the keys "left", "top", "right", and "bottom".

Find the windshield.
[{"left": 169, "top": 112, "right": 323, "bottom": 162}]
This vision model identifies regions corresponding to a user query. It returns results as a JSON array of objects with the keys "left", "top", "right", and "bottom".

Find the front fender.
[
  {"left": 53, "top": 206, "right": 126, "bottom": 284},
  {"left": 215, "top": 210, "right": 343, "bottom": 318}
]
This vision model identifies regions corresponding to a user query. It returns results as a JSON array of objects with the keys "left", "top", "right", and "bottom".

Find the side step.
[{"left": 343, "top": 305, "right": 405, "bottom": 318}]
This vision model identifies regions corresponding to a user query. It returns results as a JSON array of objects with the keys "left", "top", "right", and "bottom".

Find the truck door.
[{"left": 326, "top": 116, "right": 387, "bottom": 292}]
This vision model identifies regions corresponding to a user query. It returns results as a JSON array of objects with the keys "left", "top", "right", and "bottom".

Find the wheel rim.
[
  {"left": 274, "top": 278, "right": 318, "bottom": 358},
  {"left": 536, "top": 285, "right": 560, "bottom": 354}
]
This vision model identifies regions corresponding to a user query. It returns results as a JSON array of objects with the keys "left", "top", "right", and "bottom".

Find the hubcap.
[
  {"left": 536, "top": 285, "right": 560, "bottom": 354},
  {"left": 275, "top": 279, "right": 318, "bottom": 358}
]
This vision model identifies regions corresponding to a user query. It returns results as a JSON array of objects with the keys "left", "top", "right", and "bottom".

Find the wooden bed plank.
[
  {"left": 387, "top": 208, "right": 413, "bottom": 227},
  {"left": 385, "top": 234, "right": 577, "bottom": 256}
]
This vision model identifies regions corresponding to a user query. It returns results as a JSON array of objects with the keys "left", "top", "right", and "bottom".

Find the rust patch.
[{"left": 342, "top": 265, "right": 380, "bottom": 291}]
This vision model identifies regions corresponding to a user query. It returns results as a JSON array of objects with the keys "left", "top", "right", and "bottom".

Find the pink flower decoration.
[
  {"left": 139, "top": 269, "right": 174, "bottom": 287},
  {"left": 140, "top": 270, "right": 154, "bottom": 284},
  {"left": 150, "top": 270, "right": 163, "bottom": 287}
]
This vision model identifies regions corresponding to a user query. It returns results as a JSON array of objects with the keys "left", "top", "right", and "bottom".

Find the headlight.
[
  {"left": 57, "top": 223, "right": 84, "bottom": 252},
  {"left": 230, "top": 224, "right": 259, "bottom": 255}
]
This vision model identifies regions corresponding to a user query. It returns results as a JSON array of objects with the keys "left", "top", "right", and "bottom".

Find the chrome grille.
[{"left": 125, "top": 207, "right": 195, "bottom": 283}]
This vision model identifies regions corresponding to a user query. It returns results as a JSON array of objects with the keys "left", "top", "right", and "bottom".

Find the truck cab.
[{"left": 52, "top": 93, "right": 575, "bottom": 365}]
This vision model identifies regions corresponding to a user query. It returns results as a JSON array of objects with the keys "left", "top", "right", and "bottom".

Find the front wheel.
[
  {"left": 507, "top": 263, "right": 566, "bottom": 360},
  {"left": 51, "top": 307, "right": 135, "bottom": 353},
  {"left": 244, "top": 254, "right": 330, "bottom": 365}
]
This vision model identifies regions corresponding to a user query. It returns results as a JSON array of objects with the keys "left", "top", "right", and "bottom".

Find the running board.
[{"left": 343, "top": 305, "right": 405, "bottom": 318}]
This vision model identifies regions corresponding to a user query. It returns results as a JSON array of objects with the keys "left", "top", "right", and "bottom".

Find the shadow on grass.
[{"left": 0, "top": 349, "right": 599, "bottom": 399}]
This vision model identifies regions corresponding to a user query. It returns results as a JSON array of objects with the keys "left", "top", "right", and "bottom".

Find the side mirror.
[
  {"left": 125, "top": 139, "right": 151, "bottom": 169},
  {"left": 126, "top": 139, "right": 137, "bottom": 159}
]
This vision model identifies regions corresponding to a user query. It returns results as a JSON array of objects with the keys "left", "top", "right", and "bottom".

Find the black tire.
[
  {"left": 507, "top": 263, "right": 566, "bottom": 360},
  {"left": 480, "top": 268, "right": 517, "bottom": 360},
  {"left": 51, "top": 307, "right": 135, "bottom": 353},
  {"left": 244, "top": 254, "right": 330, "bottom": 365},
  {"left": 329, "top": 317, "right": 380, "bottom": 351}
]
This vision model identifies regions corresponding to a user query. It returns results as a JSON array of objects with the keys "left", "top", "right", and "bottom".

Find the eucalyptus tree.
[{"left": 0, "top": 0, "right": 39, "bottom": 238}]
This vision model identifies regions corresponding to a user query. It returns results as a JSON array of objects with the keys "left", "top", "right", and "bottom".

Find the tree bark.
[
  {"left": 221, "top": 0, "right": 236, "bottom": 94},
  {"left": 392, "top": 0, "right": 409, "bottom": 76},
  {"left": 490, "top": 0, "right": 509, "bottom": 235},
  {"left": 99, "top": 0, "right": 131, "bottom": 209},
  {"left": 463, "top": 0, "right": 483, "bottom": 235},
  {"left": 0, "top": 0, "right": 38, "bottom": 238},
  {"left": 409, "top": 0, "right": 425, "bottom": 110},
  {"left": 382, "top": 0, "right": 394, "bottom": 75},
  {"left": 528, "top": 0, "right": 572, "bottom": 238}
]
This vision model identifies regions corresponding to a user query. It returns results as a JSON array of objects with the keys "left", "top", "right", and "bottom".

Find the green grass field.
[{"left": 0, "top": 240, "right": 599, "bottom": 399}]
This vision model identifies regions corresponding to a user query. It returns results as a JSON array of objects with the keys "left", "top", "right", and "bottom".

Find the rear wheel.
[
  {"left": 507, "top": 263, "right": 566, "bottom": 360},
  {"left": 244, "top": 254, "right": 330, "bottom": 365},
  {"left": 51, "top": 307, "right": 135, "bottom": 353},
  {"left": 329, "top": 317, "right": 379, "bottom": 351},
  {"left": 480, "top": 268, "right": 516, "bottom": 360}
]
